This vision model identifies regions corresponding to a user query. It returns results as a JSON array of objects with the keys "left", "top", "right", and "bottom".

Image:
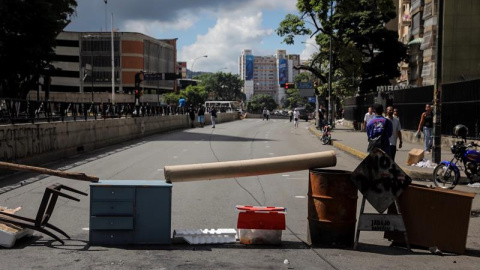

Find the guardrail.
[{"left": 0, "top": 99, "right": 181, "bottom": 125}]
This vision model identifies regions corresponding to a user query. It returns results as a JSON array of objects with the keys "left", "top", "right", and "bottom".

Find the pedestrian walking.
[
  {"left": 363, "top": 106, "right": 375, "bottom": 131},
  {"left": 188, "top": 104, "right": 195, "bottom": 128},
  {"left": 210, "top": 106, "right": 217, "bottom": 128},
  {"left": 262, "top": 107, "right": 268, "bottom": 121},
  {"left": 417, "top": 104, "right": 433, "bottom": 153},
  {"left": 197, "top": 105, "right": 205, "bottom": 127},
  {"left": 288, "top": 110, "right": 293, "bottom": 122},
  {"left": 266, "top": 109, "right": 270, "bottom": 120},
  {"left": 386, "top": 106, "right": 403, "bottom": 161},
  {"left": 293, "top": 108, "right": 299, "bottom": 128},
  {"left": 366, "top": 104, "right": 392, "bottom": 155}
]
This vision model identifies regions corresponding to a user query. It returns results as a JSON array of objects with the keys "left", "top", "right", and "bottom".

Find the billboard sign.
[
  {"left": 278, "top": 58, "right": 288, "bottom": 85},
  {"left": 245, "top": 55, "right": 254, "bottom": 80}
]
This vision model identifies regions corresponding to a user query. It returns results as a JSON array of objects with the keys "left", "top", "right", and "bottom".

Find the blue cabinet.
[{"left": 89, "top": 180, "right": 172, "bottom": 245}]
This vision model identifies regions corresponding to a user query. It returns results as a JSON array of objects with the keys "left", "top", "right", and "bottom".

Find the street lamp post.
[
  {"left": 191, "top": 55, "right": 207, "bottom": 79},
  {"left": 302, "top": 41, "right": 321, "bottom": 129},
  {"left": 328, "top": 0, "right": 334, "bottom": 127}
]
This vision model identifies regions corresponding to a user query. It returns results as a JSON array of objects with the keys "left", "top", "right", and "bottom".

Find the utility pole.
[
  {"left": 432, "top": 0, "right": 444, "bottom": 163},
  {"left": 328, "top": 0, "right": 333, "bottom": 126}
]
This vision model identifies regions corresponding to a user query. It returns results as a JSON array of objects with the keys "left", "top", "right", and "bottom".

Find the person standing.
[
  {"left": 210, "top": 106, "right": 217, "bottom": 128},
  {"left": 262, "top": 107, "right": 268, "bottom": 121},
  {"left": 386, "top": 106, "right": 403, "bottom": 160},
  {"left": 288, "top": 110, "right": 293, "bottom": 122},
  {"left": 293, "top": 108, "right": 300, "bottom": 128},
  {"left": 417, "top": 104, "right": 433, "bottom": 153},
  {"left": 362, "top": 107, "right": 375, "bottom": 130},
  {"left": 366, "top": 104, "right": 392, "bottom": 155},
  {"left": 188, "top": 104, "right": 195, "bottom": 128},
  {"left": 393, "top": 108, "right": 400, "bottom": 121},
  {"left": 197, "top": 105, "right": 205, "bottom": 127},
  {"left": 363, "top": 106, "right": 375, "bottom": 131},
  {"left": 178, "top": 97, "right": 186, "bottom": 115},
  {"left": 266, "top": 109, "right": 270, "bottom": 120}
]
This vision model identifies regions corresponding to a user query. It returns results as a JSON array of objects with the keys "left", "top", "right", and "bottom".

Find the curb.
[{"left": 308, "top": 125, "right": 433, "bottom": 180}]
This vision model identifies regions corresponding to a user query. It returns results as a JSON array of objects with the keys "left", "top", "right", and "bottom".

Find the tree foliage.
[
  {"left": 277, "top": 0, "right": 407, "bottom": 96},
  {"left": 163, "top": 85, "right": 208, "bottom": 106},
  {"left": 0, "top": 0, "right": 77, "bottom": 98},
  {"left": 199, "top": 72, "right": 245, "bottom": 101},
  {"left": 246, "top": 94, "right": 277, "bottom": 113}
]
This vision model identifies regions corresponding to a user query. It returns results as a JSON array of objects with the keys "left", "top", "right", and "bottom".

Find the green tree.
[
  {"left": 180, "top": 85, "right": 208, "bottom": 107},
  {"left": 277, "top": 0, "right": 407, "bottom": 95},
  {"left": 0, "top": 0, "right": 77, "bottom": 98},
  {"left": 246, "top": 94, "right": 277, "bottom": 113},
  {"left": 200, "top": 72, "right": 245, "bottom": 101}
]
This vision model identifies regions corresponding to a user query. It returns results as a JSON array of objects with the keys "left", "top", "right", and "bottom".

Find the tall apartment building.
[
  {"left": 238, "top": 49, "right": 300, "bottom": 105},
  {"left": 50, "top": 31, "right": 177, "bottom": 99},
  {"left": 397, "top": 0, "right": 480, "bottom": 86}
]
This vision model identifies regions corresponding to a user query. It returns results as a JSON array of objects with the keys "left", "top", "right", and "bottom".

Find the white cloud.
[
  {"left": 300, "top": 36, "right": 320, "bottom": 61},
  {"left": 180, "top": 11, "right": 274, "bottom": 74},
  {"left": 123, "top": 18, "right": 195, "bottom": 36}
]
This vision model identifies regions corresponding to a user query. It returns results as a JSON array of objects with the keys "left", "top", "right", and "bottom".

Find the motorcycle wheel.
[
  {"left": 321, "top": 135, "right": 331, "bottom": 145},
  {"left": 433, "top": 163, "right": 459, "bottom": 189}
]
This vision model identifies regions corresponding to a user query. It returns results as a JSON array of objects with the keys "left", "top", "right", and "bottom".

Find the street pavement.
[{"left": 1, "top": 118, "right": 480, "bottom": 269}]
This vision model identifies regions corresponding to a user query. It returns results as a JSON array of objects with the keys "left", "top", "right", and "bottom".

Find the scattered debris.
[
  {"left": 467, "top": 182, "right": 480, "bottom": 188},
  {"left": 1, "top": 206, "right": 33, "bottom": 248},
  {"left": 284, "top": 259, "right": 289, "bottom": 265},
  {"left": 173, "top": 228, "right": 237, "bottom": 245},
  {"left": 412, "top": 159, "right": 437, "bottom": 168},
  {"left": 429, "top": 246, "right": 444, "bottom": 256}
]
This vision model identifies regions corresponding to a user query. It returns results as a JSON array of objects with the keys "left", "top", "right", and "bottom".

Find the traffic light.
[
  {"left": 135, "top": 89, "right": 140, "bottom": 99},
  {"left": 285, "top": 82, "right": 295, "bottom": 89}
]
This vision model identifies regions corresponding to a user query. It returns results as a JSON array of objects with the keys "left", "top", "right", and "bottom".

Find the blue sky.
[{"left": 65, "top": 0, "right": 318, "bottom": 74}]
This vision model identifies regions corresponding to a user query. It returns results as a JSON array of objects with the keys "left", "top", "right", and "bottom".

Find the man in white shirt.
[
  {"left": 386, "top": 106, "right": 403, "bottom": 161},
  {"left": 363, "top": 106, "right": 375, "bottom": 131},
  {"left": 293, "top": 109, "right": 300, "bottom": 128}
]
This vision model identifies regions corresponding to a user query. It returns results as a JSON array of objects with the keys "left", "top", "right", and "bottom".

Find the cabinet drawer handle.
[
  {"left": 110, "top": 222, "right": 114, "bottom": 225},
  {"left": 110, "top": 234, "right": 114, "bottom": 238},
  {"left": 111, "top": 191, "right": 115, "bottom": 194}
]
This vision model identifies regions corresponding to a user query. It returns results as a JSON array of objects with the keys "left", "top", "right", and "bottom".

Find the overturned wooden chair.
[{"left": 0, "top": 184, "right": 87, "bottom": 244}]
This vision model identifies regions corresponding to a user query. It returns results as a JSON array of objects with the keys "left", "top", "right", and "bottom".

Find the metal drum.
[{"left": 307, "top": 169, "right": 358, "bottom": 247}]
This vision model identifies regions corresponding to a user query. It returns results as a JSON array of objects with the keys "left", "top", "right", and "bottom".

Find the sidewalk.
[{"left": 308, "top": 121, "right": 457, "bottom": 181}]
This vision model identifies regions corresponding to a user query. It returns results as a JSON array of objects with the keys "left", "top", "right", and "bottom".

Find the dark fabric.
[
  {"left": 366, "top": 116, "right": 393, "bottom": 155},
  {"left": 423, "top": 112, "right": 433, "bottom": 128}
]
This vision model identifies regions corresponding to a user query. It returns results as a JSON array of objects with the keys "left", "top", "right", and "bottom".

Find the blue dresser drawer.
[
  {"left": 91, "top": 187, "right": 135, "bottom": 201},
  {"left": 89, "top": 231, "right": 134, "bottom": 245},
  {"left": 90, "top": 216, "right": 134, "bottom": 230},
  {"left": 91, "top": 201, "right": 134, "bottom": 216}
]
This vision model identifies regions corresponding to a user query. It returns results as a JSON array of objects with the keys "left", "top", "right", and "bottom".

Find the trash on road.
[
  {"left": 0, "top": 206, "right": 33, "bottom": 248},
  {"left": 173, "top": 228, "right": 236, "bottom": 245}
]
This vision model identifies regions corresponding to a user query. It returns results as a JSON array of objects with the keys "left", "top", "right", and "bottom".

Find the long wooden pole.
[
  {"left": 0, "top": 161, "right": 99, "bottom": 182},
  {"left": 164, "top": 151, "right": 336, "bottom": 183}
]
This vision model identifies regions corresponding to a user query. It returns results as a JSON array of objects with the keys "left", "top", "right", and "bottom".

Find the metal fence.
[
  {"left": 343, "top": 79, "right": 480, "bottom": 139},
  {"left": 0, "top": 99, "right": 181, "bottom": 125}
]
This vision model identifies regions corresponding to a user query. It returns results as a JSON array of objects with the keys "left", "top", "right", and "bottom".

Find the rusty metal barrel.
[{"left": 307, "top": 169, "right": 358, "bottom": 247}]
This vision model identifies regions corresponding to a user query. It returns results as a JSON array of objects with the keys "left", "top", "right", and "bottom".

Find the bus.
[{"left": 204, "top": 101, "right": 241, "bottom": 112}]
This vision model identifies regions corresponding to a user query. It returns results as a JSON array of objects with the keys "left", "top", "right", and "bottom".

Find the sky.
[{"left": 65, "top": 0, "right": 318, "bottom": 74}]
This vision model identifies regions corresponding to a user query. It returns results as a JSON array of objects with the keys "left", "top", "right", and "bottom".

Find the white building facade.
[{"left": 239, "top": 49, "right": 300, "bottom": 106}]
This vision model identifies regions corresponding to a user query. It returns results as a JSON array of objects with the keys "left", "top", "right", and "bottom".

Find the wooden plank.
[{"left": 0, "top": 161, "right": 99, "bottom": 182}]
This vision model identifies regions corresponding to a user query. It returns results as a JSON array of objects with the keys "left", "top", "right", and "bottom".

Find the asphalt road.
[{"left": 1, "top": 118, "right": 479, "bottom": 269}]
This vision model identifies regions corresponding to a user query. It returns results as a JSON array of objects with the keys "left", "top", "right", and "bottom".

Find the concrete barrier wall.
[{"left": 0, "top": 112, "right": 239, "bottom": 166}]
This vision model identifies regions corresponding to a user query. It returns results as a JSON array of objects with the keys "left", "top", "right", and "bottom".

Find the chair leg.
[{"left": 0, "top": 216, "right": 65, "bottom": 244}]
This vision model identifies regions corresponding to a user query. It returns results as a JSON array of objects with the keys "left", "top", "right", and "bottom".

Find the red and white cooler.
[{"left": 236, "top": 205, "right": 286, "bottom": 245}]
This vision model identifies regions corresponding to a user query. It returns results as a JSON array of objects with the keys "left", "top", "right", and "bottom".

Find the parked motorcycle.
[
  {"left": 321, "top": 124, "right": 332, "bottom": 145},
  {"left": 433, "top": 124, "right": 480, "bottom": 189}
]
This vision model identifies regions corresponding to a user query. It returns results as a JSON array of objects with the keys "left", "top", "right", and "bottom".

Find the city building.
[
  {"left": 238, "top": 49, "right": 300, "bottom": 105},
  {"left": 397, "top": 0, "right": 480, "bottom": 86},
  {"left": 48, "top": 31, "right": 177, "bottom": 101}
]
